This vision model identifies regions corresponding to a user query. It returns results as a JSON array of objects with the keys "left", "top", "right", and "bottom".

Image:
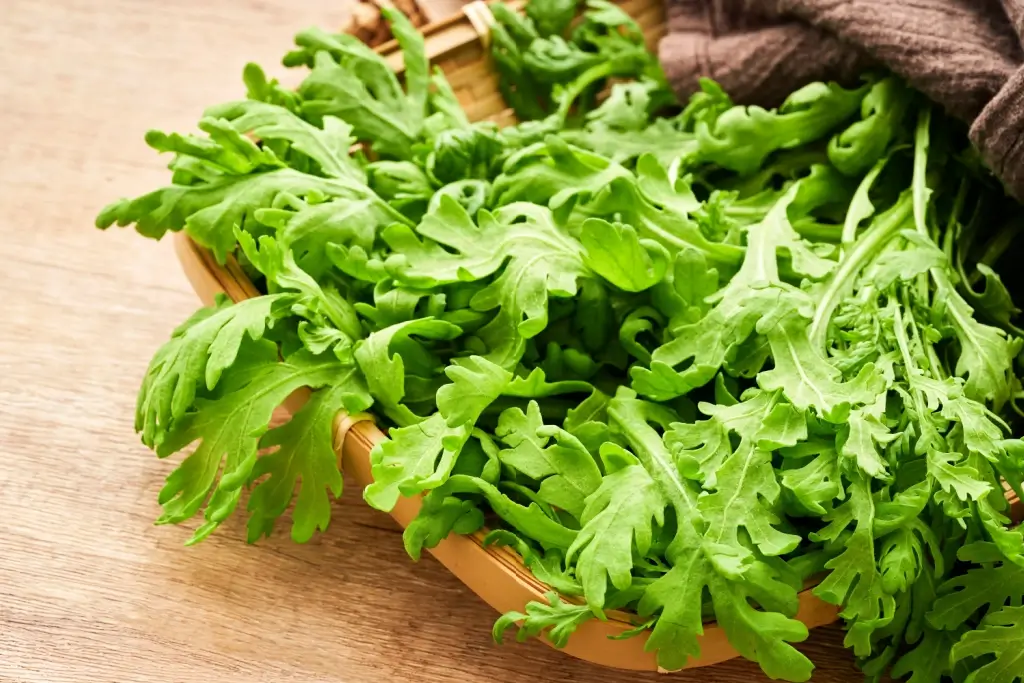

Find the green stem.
[
  {"left": 912, "top": 107, "right": 932, "bottom": 304},
  {"left": 841, "top": 155, "right": 889, "bottom": 250},
  {"left": 976, "top": 219, "right": 1023, "bottom": 273},
  {"left": 942, "top": 176, "right": 969, "bottom": 265},
  {"left": 891, "top": 300, "right": 930, "bottom": 422},
  {"left": 809, "top": 194, "right": 913, "bottom": 351},
  {"left": 555, "top": 61, "right": 618, "bottom": 123},
  {"left": 900, "top": 287, "right": 942, "bottom": 381}
]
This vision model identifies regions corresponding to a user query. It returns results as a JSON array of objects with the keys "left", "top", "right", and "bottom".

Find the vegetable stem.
[{"left": 810, "top": 194, "right": 913, "bottom": 350}]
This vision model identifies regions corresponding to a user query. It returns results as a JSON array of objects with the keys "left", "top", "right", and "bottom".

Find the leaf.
[
  {"left": 758, "top": 311, "right": 885, "bottom": 422},
  {"left": 502, "top": 367, "right": 593, "bottom": 398},
  {"left": 437, "top": 356, "right": 515, "bottom": 426},
  {"left": 403, "top": 495, "right": 485, "bottom": 560},
  {"left": 874, "top": 480, "right": 931, "bottom": 536},
  {"left": 584, "top": 81, "right": 660, "bottom": 132},
  {"left": 927, "top": 449, "right": 992, "bottom": 508},
  {"left": 878, "top": 527, "right": 923, "bottom": 594},
  {"left": 154, "top": 345, "right": 348, "bottom": 543},
  {"left": 564, "top": 388, "right": 611, "bottom": 431},
  {"left": 96, "top": 101, "right": 387, "bottom": 262},
  {"left": 579, "top": 218, "right": 669, "bottom": 292},
  {"left": 367, "top": 160, "right": 434, "bottom": 220},
  {"left": 483, "top": 529, "right": 583, "bottom": 595},
  {"left": 382, "top": 7, "right": 429, "bottom": 114},
  {"left": 635, "top": 557, "right": 708, "bottom": 670},
  {"left": 135, "top": 293, "right": 287, "bottom": 447},
  {"left": 633, "top": 183, "right": 816, "bottom": 401},
  {"left": 488, "top": 4, "right": 550, "bottom": 120},
  {"left": 574, "top": 160, "right": 744, "bottom": 272},
  {"left": 204, "top": 100, "right": 365, "bottom": 183},
  {"left": 525, "top": 0, "right": 579, "bottom": 35},
  {"left": 651, "top": 247, "right": 719, "bottom": 328},
  {"left": 707, "top": 572, "right": 813, "bottom": 681},
  {"left": 491, "top": 136, "right": 632, "bottom": 209},
  {"left": 429, "top": 67, "right": 470, "bottom": 129},
  {"left": 610, "top": 390, "right": 811, "bottom": 678},
  {"left": 362, "top": 356, "right": 509, "bottom": 510},
  {"left": 295, "top": 10, "right": 428, "bottom": 159},
  {"left": 813, "top": 476, "right": 895, "bottom": 656},
  {"left": 235, "top": 230, "right": 363, "bottom": 338},
  {"left": 941, "top": 394, "right": 1007, "bottom": 460},
  {"left": 695, "top": 80, "right": 866, "bottom": 175},
  {"left": 839, "top": 404, "right": 897, "bottom": 478},
  {"left": 943, "top": 286, "right": 1019, "bottom": 411},
  {"left": 665, "top": 414, "right": 731, "bottom": 484},
  {"left": 635, "top": 154, "right": 701, "bottom": 217},
  {"left": 247, "top": 378, "right": 373, "bottom": 543},
  {"left": 828, "top": 76, "right": 911, "bottom": 177},
  {"left": 421, "top": 474, "right": 577, "bottom": 549},
  {"left": 566, "top": 444, "right": 664, "bottom": 612},
  {"left": 675, "top": 393, "right": 804, "bottom": 557},
  {"left": 950, "top": 606, "right": 1024, "bottom": 683},
  {"left": 354, "top": 318, "right": 463, "bottom": 425},
  {"left": 563, "top": 120, "right": 698, "bottom": 168},
  {"left": 961, "top": 263, "right": 1023, "bottom": 335},
  {"left": 493, "top": 592, "right": 593, "bottom": 648},
  {"left": 97, "top": 167, "right": 366, "bottom": 263},
  {"left": 254, "top": 194, "right": 401, "bottom": 279},
  {"left": 700, "top": 438, "right": 802, "bottom": 558},
  {"left": 385, "top": 197, "right": 589, "bottom": 363},
  {"left": 927, "top": 557, "right": 1024, "bottom": 630},
  {"left": 363, "top": 413, "right": 473, "bottom": 512},
  {"left": 426, "top": 125, "right": 505, "bottom": 184},
  {"left": 496, "top": 402, "right": 602, "bottom": 519},
  {"left": 869, "top": 230, "right": 946, "bottom": 290},
  {"left": 779, "top": 441, "right": 843, "bottom": 516},
  {"left": 891, "top": 628, "right": 957, "bottom": 683},
  {"left": 563, "top": 388, "right": 613, "bottom": 453}
]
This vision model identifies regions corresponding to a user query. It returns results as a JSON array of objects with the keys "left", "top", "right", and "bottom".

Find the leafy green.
[
  {"left": 295, "top": 9, "right": 430, "bottom": 159},
  {"left": 949, "top": 606, "right": 1024, "bottom": 682},
  {"left": 496, "top": 402, "right": 602, "bottom": 519},
  {"left": 97, "top": 2, "right": 1024, "bottom": 681},
  {"left": 135, "top": 293, "right": 287, "bottom": 447},
  {"left": 247, "top": 380, "right": 372, "bottom": 542},
  {"left": 155, "top": 345, "right": 352, "bottom": 544},
  {"left": 385, "top": 198, "right": 590, "bottom": 366},
  {"left": 493, "top": 592, "right": 593, "bottom": 648}
]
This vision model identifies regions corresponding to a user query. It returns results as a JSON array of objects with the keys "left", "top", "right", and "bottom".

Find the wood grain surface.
[{"left": 0, "top": 1, "right": 861, "bottom": 681}]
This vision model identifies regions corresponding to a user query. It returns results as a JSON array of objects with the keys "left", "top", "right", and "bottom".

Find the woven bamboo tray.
[{"left": 172, "top": 0, "right": 1024, "bottom": 673}]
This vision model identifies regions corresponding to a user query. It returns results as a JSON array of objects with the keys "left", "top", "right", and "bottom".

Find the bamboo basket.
[{"left": 171, "top": 0, "right": 1024, "bottom": 673}]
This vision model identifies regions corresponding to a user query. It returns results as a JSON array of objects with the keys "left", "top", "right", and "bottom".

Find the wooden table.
[{"left": 0, "top": 1, "right": 861, "bottom": 681}]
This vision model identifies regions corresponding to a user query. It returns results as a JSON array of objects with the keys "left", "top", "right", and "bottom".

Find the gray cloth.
[{"left": 659, "top": 0, "right": 1024, "bottom": 198}]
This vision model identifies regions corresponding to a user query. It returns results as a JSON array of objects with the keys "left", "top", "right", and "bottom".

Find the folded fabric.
[{"left": 659, "top": 0, "right": 1024, "bottom": 198}]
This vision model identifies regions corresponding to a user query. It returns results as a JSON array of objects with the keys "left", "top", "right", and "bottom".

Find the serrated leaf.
[
  {"left": 204, "top": 100, "right": 365, "bottom": 183},
  {"left": 385, "top": 198, "right": 589, "bottom": 364},
  {"left": 927, "top": 558, "right": 1024, "bottom": 630},
  {"left": 493, "top": 591, "right": 593, "bottom": 648},
  {"left": 950, "top": 606, "right": 1024, "bottom": 683},
  {"left": 579, "top": 218, "right": 669, "bottom": 292},
  {"left": 496, "top": 402, "right": 602, "bottom": 519},
  {"left": 567, "top": 445, "right": 664, "bottom": 611},
  {"left": 354, "top": 318, "right": 462, "bottom": 425},
  {"left": 136, "top": 293, "right": 287, "bottom": 447},
  {"left": 154, "top": 345, "right": 347, "bottom": 543},
  {"left": 247, "top": 377, "right": 373, "bottom": 543}
]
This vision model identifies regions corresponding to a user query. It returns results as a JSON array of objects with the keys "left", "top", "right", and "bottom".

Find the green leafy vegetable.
[{"left": 97, "top": 2, "right": 1024, "bottom": 681}]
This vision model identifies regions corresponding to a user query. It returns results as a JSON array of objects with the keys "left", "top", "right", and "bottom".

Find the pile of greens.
[{"left": 97, "top": 1, "right": 1024, "bottom": 680}]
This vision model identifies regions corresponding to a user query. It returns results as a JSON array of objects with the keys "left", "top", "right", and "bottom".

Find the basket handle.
[{"left": 462, "top": 0, "right": 496, "bottom": 49}]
